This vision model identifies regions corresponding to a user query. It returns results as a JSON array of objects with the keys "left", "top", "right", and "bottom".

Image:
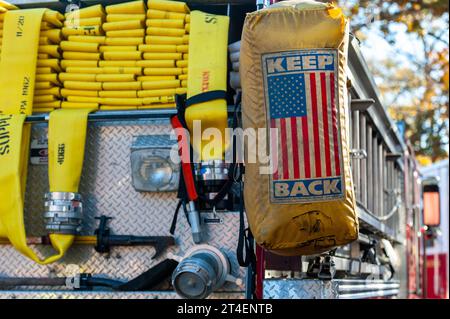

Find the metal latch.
[{"left": 350, "top": 149, "right": 367, "bottom": 159}]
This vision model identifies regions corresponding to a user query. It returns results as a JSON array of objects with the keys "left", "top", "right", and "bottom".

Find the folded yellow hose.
[
  {"left": 65, "top": 4, "right": 105, "bottom": 19},
  {"left": 39, "top": 36, "right": 52, "bottom": 45},
  {"left": 139, "top": 44, "right": 177, "bottom": 52},
  {"left": 178, "top": 73, "right": 187, "bottom": 80},
  {"left": 142, "top": 79, "right": 180, "bottom": 90},
  {"left": 60, "top": 41, "right": 99, "bottom": 52},
  {"left": 182, "top": 35, "right": 189, "bottom": 44},
  {"left": 61, "top": 101, "right": 99, "bottom": 109},
  {"left": 136, "top": 60, "right": 175, "bottom": 67},
  {"left": 34, "top": 101, "right": 61, "bottom": 108},
  {"left": 96, "top": 74, "right": 136, "bottom": 82},
  {"left": 67, "top": 96, "right": 101, "bottom": 104},
  {"left": 0, "top": 8, "right": 73, "bottom": 265},
  {"left": 40, "top": 29, "right": 61, "bottom": 43},
  {"left": 37, "top": 59, "right": 61, "bottom": 72},
  {"left": 105, "top": 37, "right": 144, "bottom": 46},
  {"left": 100, "top": 45, "right": 137, "bottom": 53},
  {"left": 138, "top": 87, "right": 186, "bottom": 97},
  {"left": 99, "top": 90, "right": 137, "bottom": 98},
  {"left": 33, "top": 95, "right": 57, "bottom": 103},
  {"left": 143, "top": 52, "right": 181, "bottom": 60},
  {"left": 35, "top": 87, "right": 60, "bottom": 96},
  {"left": 146, "top": 27, "right": 185, "bottom": 37},
  {"left": 147, "top": 0, "right": 189, "bottom": 13},
  {"left": 61, "top": 59, "right": 98, "bottom": 69},
  {"left": 63, "top": 51, "right": 101, "bottom": 60},
  {"left": 138, "top": 75, "right": 176, "bottom": 81},
  {"left": 99, "top": 60, "right": 137, "bottom": 67},
  {"left": 64, "top": 81, "right": 102, "bottom": 91},
  {"left": 177, "top": 44, "right": 188, "bottom": 53},
  {"left": 35, "top": 81, "right": 54, "bottom": 89},
  {"left": 61, "top": 89, "right": 98, "bottom": 97},
  {"left": 103, "top": 81, "right": 142, "bottom": 90},
  {"left": 106, "top": 14, "right": 145, "bottom": 22},
  {"left": 60, "top": 73, "right": 97, "bottom": 82},
  {"left": 176, "top": 60, "right": 188, "bottom": 67},
  {"left": 103, "top": 51, "right": 142, "bottom": 60},
  {"left": 185, "top": 14, "right": 190, "bottom": 23},
  {"left": 103, "top": 20, "right": 143, "bottom": 32},
  {"left": 62, "top": 26, "right": 103, "bottom": 37},
  {"left": 66, "top": 67, "right": 103, "bottom": 74},
  {"left": 36, "top": 73, "right": 60, "bottom": 85},
  {"left": 145, "top": 35, "right": 184, "bottom": 45},
  {"left": 143, "top": 67, "right": 182, "bottom": 76},
  {"left": 43, "top": 10, "right": 64, "bottom": 25},
  {"left": 147, "top": 9, "right": 186, "bottom": 20},
  {"left": 106, "top": 0, "right": 146, "bottom": 15},
  {"left": 142, "top": 96, "right": 176, "bottom": 105},
  {"left": 68, "top": 35, "right": 106, "bottom": 44},
  {"left": 38, "top": 45, "right": 60, "bottom": 58},
  {"left": 106, "top": 29, "right": 145, "bottom": 38},
  {"left": 36, "top": 67, "right": 54, "bottom": 74},
  {"left": 32, "top": 108, "right": 56, "bottom": 112},
  {"left": 102, "top": 67, "right": 142, "bottom": 75},
  {"left": 66, "top": 66, "right": 142, "bottom": 75},
  {"left": 139, "top": 102, "right": 176, "bottom": 109},
  {"left": 64, "top": 17, "right": 103, "bottom": 27},
  {"left": 101, "top": 97, "right": 143, "bottom": 105},
  {"left": 185, "top": 23, "right": 190, "bottom": 32},
  {"left": 100, "top": 106, "right": 137, "bottom": 110},
  {"left": 181, "top": 79, "right": 187, "bottom": 87},
  {"left": 146, "top": 19, "right": 184, "bottom": 29}
]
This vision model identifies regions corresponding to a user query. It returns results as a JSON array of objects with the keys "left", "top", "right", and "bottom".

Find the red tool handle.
[{"left": 170, "top": 116, "right": 198, "bottom": 201}]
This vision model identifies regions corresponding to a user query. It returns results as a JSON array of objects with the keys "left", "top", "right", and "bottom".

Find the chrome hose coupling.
[{"left": 44, "top": 192, "right": 83, "bottom": 235}]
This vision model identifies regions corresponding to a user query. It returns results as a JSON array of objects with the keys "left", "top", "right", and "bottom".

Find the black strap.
[
  {"left": 185, "top": 90, "right": 227, "bottom": 108},
  {"left": 169, "top": 200, "right": 182, "bottom": 235}
]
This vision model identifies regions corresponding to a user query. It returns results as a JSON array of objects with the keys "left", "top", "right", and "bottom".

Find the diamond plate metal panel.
[
  {"left": 263, "top": 279, "right": 339, "bottom": 299},
  {"left": 0, "top": 291, "right": 244, "bottom": 299},
  {"left": 0, "top": 120, "right": 246, "bottom": 299}
]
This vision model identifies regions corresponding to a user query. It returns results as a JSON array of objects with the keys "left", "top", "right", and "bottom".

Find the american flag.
[{"left": 264, "top": 50, "right": 343, "bottom": 201}]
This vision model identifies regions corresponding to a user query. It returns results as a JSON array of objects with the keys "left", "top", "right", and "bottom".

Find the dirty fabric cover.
[{"left": 241, "top": 0, "right": 358, "bottom": 255}]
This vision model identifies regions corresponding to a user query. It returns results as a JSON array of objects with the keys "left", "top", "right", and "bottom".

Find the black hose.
[{"left": 117, "top": 259, "right": 179, "bottom": 291}]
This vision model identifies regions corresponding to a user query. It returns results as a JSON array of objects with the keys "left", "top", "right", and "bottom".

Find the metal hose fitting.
[{"left": 44, "top": 192, "right": 83, "bottom": 235}]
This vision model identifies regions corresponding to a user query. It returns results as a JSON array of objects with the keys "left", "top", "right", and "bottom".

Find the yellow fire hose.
[
  {"left": 0, "top": 8, "right": 64, "bottom": 263},
  {"left": 185, "top": 10, "right": 229, "bottom": 160},
  {"left": 0, "top": 0, "right": 229, "bottom": 263}
]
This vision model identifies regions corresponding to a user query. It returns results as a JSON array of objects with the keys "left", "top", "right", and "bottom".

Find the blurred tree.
[{"left": 338, "top": 0, "right": 449, "bottom": 163}]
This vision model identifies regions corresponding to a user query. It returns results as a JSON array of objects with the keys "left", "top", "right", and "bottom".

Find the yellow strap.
[{"left": 184, "top": 11, "right": 229, "bottom": 160}]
